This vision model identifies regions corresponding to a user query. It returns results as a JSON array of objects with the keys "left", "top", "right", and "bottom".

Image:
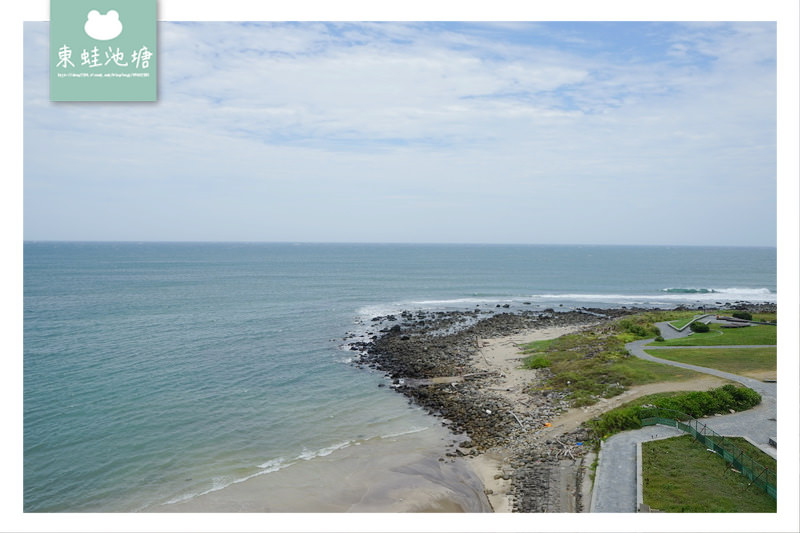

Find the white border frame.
[{"left": 5, "top": 2, "right": 798, "bottom": 532}]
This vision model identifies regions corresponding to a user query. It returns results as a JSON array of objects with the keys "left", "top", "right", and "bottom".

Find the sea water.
[{"left": 23, "top": 242, "right": 776, "bottom": 512}]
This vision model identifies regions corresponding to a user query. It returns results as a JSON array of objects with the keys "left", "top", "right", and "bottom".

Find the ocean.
[{"left": 23, "top": 242, "right": 776, "bottom": 512}]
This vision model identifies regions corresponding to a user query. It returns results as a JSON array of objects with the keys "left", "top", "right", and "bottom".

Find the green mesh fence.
[{"left": 640, "top": 408, "right": 776, "bottom": 500}]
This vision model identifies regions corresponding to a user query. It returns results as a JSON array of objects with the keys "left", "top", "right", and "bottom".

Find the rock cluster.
[
  {"left": 350, "top": 307, "right": 613, "bottom": 511},
  {"left": 347, "top": 302, "right": 775, "bottom": 512}
]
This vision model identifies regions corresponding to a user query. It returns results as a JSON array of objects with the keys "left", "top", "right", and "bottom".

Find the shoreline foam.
[{"left": 154, "top": 425, "right": 491, "bottom": 512}]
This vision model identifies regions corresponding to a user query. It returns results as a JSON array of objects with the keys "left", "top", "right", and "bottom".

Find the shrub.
[
  {"left": 587, "top": 385, "right": 762, "bottom": 441},
  {"left": 525, "top": 356, "right": 551, "bottom": 369},
  {"left": 654, "top": 335, "right": 665, "bottom": 342},
  {"left": 732, "top": 311, "right": 753, "bottom": 321},
  {"left": 618, "top": 318, "right": 660, "bottom": 339},
  {"left": 725, "top": 384, "right": 761, "bottom": 410},
  {"left": 689, "top": 321, "right": 710, "bottom": 333},
  {"left": 588, "top": 408, "right": 643, "bottom": 436}
]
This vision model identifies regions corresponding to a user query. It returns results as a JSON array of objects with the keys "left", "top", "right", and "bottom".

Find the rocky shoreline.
[{"left": 347, "top": 302, "right": 776, "bottom": 512}]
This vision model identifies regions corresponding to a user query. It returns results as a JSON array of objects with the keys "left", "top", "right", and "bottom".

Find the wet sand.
[{"left": 155, "top": 423, "right": 491, "bottom": 513}]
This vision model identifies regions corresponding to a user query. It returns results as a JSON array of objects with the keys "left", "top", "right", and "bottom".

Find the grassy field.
[
  {"left": 751, "top": 312, "right": 777, "bottom": 322},
  {"left": 642, "top": 435, "right": 776, "bottom": 512},
  {"left": 648, "top": 323, "right": 776, "bottom": 347},
  {"left": 518, "top": 310, "right": 775, "bottom": 407},
  {"left": 643, "top": 347, "right": 776, "bottom": 378},
  {"left": 520, "top": 319, "right": 703, "bottom": 406}
]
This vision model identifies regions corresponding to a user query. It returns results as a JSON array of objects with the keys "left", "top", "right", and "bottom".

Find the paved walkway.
[{"left": 591, "top": 320, "right": 777, "bottom": 512}]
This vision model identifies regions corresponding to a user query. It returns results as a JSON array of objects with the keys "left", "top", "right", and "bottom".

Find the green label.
[{"left": 50, "top": 0, "right": 157, "bottom": 101}]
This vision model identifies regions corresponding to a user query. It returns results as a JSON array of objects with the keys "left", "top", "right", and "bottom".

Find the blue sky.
[{"left": 24, "top": 21, "right": 777, "bottom": 245}]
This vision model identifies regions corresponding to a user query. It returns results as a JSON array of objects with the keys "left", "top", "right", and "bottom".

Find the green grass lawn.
[
  {"left": 751, "top": 312, "right": 777, "bottom": 323},
  {"left": 649, "top": 323, "right": 776, "bottom": 347},
  {"left": 607, "top": 357, "right": 702, "bottom": 385},
  {"left": 643, "top": 347, "right": 776, "bottom": 378},
  {"left": 642, "top": 435, "right": 776, "bottom": 512}
]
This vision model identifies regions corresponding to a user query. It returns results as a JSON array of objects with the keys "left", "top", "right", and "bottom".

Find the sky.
[{"left": 24, "top": 20, "right": 778, "bottom": 246}]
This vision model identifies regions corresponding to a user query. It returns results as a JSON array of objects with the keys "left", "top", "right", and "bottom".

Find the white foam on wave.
[
  {"left": 161, "top": 425, "right": 433, "bottom": 508},
  {"left": 380, "top": 426, "right": 429, "bottom": 439},
  {"left": 410, "top": 297, "right": 514, "bottom": 306},
  {"left": 354, "top": 289, "right": 775, "bottom": 318},
  {"left": 297, "top": 440, "right": 353, "bottom": 461},
  {"left": 162, "top": 457, "right": 296, "bottom": 506},
  {"left": 712, "top": 287, "right": 773, "bottom": 295},
  {"left": 355, "top": 296, "right": 511, "bottom": 319},
  {"left": 534, "top": 288, "right": 775, "bottom": 303}
]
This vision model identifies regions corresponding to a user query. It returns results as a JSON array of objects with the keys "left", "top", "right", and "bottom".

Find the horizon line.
[{"left": 22, "top": 239, "right": 778, "bottom": 249}]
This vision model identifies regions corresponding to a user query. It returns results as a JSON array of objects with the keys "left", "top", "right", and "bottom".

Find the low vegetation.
[
  {"left": 689, "top": 321, "right": 710, "bottom": 333},
  {"left": 518, "top": 306, "right": 773, "bottom": 415},
  {"left": 584, "top": 384, "right": 762, "bottom": 440},
  {"left": 642, "top": 435, "right": 776, "bottom": 512},
  {"left": 521, "top": 312, "right": 703, "bottom": 406}
]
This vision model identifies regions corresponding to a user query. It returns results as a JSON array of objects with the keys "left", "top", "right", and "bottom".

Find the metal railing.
[{"left": 639, "top": 407, "right": 776, "bottom": 499}]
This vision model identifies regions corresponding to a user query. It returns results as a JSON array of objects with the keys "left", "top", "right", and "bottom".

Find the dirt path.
[
  {"left": 537, "top": 375, "right": 729, "bottom": 438},
  {"left": 471, "top": 325, "right": 588, "bottom": 404}
]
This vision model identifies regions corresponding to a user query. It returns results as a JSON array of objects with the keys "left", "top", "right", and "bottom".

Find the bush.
[
  {"left": 589, "top": 408, "right": 643, "bottom": 436},
  {"left": 618, "top": 318, "right": 660, "bottom": 339},
  {"left": 725, "top": 384, "right": 761, "bottom": 410},
  {"left": 732, "top": 311, "right": 753, "bottom": 321},
  {"left": 525, "top": 356, "right": 551, "bottom": 369},
  {"left": 689, "top": 321, "right": 710, "bottom": 333},
  {"left": 654, "top": 335, "right": 665, "bottom": 342},
  {"left": 587, "top": 385, "right": 762, "bottom": 441}
]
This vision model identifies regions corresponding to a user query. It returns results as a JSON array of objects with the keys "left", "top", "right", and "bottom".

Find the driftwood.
[
  {"left": 554, "top": 438, "right": 576, "bottom": 460},
  {"left": 509, "top": 411, "right": 526, "bottom": 431},
  {"left": 462, "top": 371, "right": 500, "bottom": 379}
]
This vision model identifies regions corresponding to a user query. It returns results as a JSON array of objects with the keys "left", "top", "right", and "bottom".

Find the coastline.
[
  {"left": 354, "top": 308, "right": 618, "bottom": 512},
  {"left": 353, "top": 304, "right": 768, "bottom": 512}
]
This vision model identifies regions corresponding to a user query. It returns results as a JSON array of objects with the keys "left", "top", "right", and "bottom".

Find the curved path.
[{"left": 591, "top": 320, "right": 777, "bottom": 512}]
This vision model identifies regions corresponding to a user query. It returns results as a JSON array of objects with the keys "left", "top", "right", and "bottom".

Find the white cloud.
[{"left": 23, "top": 21, "right": 777, "bottom": 245}]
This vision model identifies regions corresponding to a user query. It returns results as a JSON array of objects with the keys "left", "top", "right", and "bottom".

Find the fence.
[{"left": 639, "top": 407, "right": 776, "bottom": 500}]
